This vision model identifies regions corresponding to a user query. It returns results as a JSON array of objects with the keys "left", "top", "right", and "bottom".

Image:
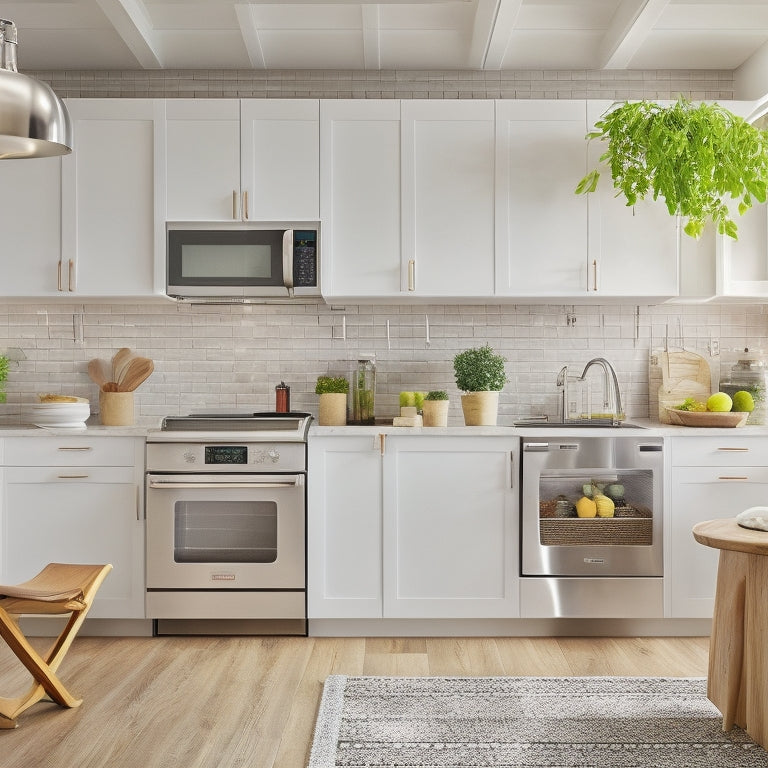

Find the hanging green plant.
[
  {"left": 0, "top": 355, "right": 9, "bottom": 404},
  {"left": 575, "top": 98, "right": 768, "bottom": 240}
]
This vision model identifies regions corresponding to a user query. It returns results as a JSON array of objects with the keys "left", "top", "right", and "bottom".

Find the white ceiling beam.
[
  {"left": 95, "top": 0, "right": 162, "bottom": 69},
  {"left": 735, "top": 39, "right": 768, "bottom": 103},
  {"left": 475, "top": 0, "right": 522, "bottom": 71},
  {"left": 235, "top": 4, "right": 266, "bottom": 69},
  {"left": 598, "top": 0, "right": 670, "bottom": 70},
  {"left": 362, "top": 5, "right": 381, "bottom": 70}
]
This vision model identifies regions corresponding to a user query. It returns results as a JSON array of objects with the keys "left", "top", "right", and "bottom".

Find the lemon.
[
  {"left": 594, "top": 494, "right": 615, "bottom": 518},
  {"left": 732, "top": 390, "right": 755, "bottom": 413},
  {"left": 575, "top": 496, "right": 597, "bottom": 518},
  {"left": 707, "top": 392, "right": 733, "bottom": 412}
]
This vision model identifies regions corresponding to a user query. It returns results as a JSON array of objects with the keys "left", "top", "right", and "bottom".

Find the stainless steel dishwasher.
[{"left": 519, "top": 434, "right": 664, "bottom": 618}]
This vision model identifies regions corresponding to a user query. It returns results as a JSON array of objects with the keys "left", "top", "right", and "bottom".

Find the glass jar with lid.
[
  {"left": 719, "top": 347, "right": 768, "bottom": 425},
  {"left": 350, "top": 354, "right": 376, "bottom": 425}
]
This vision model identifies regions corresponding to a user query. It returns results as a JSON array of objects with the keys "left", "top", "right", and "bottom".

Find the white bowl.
[{"left": 29, "top": 402, "right": 91, "bottom": 426}]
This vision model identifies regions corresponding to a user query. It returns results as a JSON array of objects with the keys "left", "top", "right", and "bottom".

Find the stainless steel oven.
[
  {"left": 520, "top": 435, "right": 664, "bottom": 618},
  {"left": 145, "top": 412, "right": 311, "bottom": 635}
]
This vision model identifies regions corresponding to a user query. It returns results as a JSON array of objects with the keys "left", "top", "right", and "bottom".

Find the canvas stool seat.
[{"left": 0, "top": 562, "right": 112, "bottom": 728}]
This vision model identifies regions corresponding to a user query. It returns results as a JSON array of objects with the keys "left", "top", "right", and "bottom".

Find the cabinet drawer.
[
  {"left": 3, "top": 437, "right": 140, "bottom": 466},
  {"left": 670, "top": 436, "right": 768, "bottom": 466},
  {"left": 4, "top": 466, "right": 138, "bottom": 484}
]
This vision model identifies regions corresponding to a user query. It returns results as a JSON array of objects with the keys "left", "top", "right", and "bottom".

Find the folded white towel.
[{"left": 736, "top": 507, "right": 768, "bottom": 531}]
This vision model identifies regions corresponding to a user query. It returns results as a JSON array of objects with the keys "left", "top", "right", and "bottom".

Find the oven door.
[{"left": 146, "top": 473, "right": 305, "bottom": 590}]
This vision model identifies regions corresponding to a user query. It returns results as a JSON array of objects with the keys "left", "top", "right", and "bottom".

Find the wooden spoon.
[
  {"left": 111, "top": 347, "right": 135, "bottom": 385},
  {"left": 118, "top": 357, "right": 154, "bottom": 392},
  {"left": 102, "top": 381, "right": 120, "bottom": 392},
  {"left": 87, "top": 358, "right": 110, "bottom": 389}
]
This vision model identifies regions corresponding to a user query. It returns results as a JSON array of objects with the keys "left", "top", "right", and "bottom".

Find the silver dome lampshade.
[{"left": 0, "top": 20, "right": 71, "bottom": 159}]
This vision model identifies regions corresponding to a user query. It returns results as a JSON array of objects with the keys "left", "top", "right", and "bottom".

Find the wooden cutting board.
[{"left": 657, "top": 350, "right": 711, "bottom": 423}]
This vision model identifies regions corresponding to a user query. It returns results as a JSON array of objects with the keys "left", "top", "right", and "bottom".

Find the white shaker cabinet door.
[
  {"left": 61, "top": 99, "right": 162, "bottom": 297},
  {"left": 401, "top": 100, "right": 495, "bottom": 297},
  {"left": 495, "top": 100, "right": 588, "bottom": 296},
  {"left": 320, "top": 100, "right": 402, "bottom": 298},
  {"left": 307, "top": 436, "right": 383, "bottom": 619},
  {"left": 240, "top": 99, "right": 320, "bottom": 222},
  {"left": 162, "top": 99, "right": 241, "bottom": 221},
  {"left": 0, "top": 157, "right": 61, "bottom": 296},
  {"left": 382, "top": 436, "right": 519, "bottom": 619},
  {"left": 585, "top": 100, "right": 679, "bottom": 298}
]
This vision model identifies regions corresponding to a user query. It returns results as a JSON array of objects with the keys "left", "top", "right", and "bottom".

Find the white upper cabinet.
[
  {"left": 495, "top": 100, "right": 588, "bottom": 297},
  {"left": 240, "top": 100, "right": 319, "bottom": 222},
  {"left": 163, "top": 99, "right": 241, "bottom": 222},
  {"left": 0, "top": 157, "right": 62, "bottom": 296},
  {"left": 585, "top": 100, "right": 679, "bottom": 298},
  {"left": 401, "top": 100, "right": 496, "bottom": 297},
  {"left": 161, "top": 99, "right": 320, "bottom": 223},
  {"left": 320, "top": 100, "right": 402, "bottom": 298},
  {"left": 62, "top": 99, "right": 163, "bottom": 298}
]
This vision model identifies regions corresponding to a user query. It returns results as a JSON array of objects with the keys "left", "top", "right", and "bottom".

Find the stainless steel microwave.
[{"left": 166, "top": 224, "right": 320, "bottom": 300}]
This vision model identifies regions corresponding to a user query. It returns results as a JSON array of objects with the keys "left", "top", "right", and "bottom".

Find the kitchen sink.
[{"left": 513, "top": 419, "right": 647, "bottom": 429}]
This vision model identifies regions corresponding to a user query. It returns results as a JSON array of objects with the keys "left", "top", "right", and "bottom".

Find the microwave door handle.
[{"left": 282, "top": 230, "right": 294, "bottom": 297}]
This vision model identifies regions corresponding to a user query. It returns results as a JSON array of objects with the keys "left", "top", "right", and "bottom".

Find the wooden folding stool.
[{"left": 0, "top": 562, "right": 112, "bottom": 728}]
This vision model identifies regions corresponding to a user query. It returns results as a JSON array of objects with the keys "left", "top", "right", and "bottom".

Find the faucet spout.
[{"left": 578, "top": 357, "right": 624, "bottom": 425}]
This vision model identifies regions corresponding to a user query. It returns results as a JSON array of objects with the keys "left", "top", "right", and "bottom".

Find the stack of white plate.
[{"left": 29, "top": 401, "right": 91, "bottom": 428}]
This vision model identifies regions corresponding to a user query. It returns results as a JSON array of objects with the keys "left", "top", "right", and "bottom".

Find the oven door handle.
[{"left": 147, "top": 474, "right": 303, "bottom": 489}]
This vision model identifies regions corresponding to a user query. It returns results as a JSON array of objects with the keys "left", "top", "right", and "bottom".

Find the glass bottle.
[{"left": 351, "top": 355, "right": 376, "bottom": 425}]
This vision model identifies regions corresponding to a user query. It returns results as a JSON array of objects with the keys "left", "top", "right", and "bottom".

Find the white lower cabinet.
[
  {"left": 668, "top": 436, "right": 768, "bottom": 618},
  {"left": 308, "top": 434, "right": 519, "bottom": 621},
  {"left": 0, "top": 437, "right": 145, "bottom": 619}
]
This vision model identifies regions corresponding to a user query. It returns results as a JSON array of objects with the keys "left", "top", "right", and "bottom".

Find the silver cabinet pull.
[
  {"left": 591, "top": 259, "right": 598, "bottom": 291},
  {"left": 408, "top": 260, "right": 416, "bottom": 291},
  {"left": 717, "top": 476, "right": 749, "bottom": 481},
  {"left": 57, "top": 446, "right": 93, "bottom": 451},
  {"left": 57, "top": 260, "right": 62, "bottom": 291}
]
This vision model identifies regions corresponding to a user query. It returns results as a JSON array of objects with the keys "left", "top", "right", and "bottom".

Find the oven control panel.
[{"left": 146, "top": 441, "right": 306, "bottom": 473}]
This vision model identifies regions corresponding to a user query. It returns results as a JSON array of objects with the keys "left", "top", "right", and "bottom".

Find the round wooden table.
[{"left": 693, "top": 517, "right": 768, "bottom": 748}]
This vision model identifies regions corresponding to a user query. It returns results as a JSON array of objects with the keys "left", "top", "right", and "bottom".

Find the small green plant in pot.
[
  {"left": 422, "top": 390, "right": 449, "bottom": 427},
  {"left": 315, "top": 376, "right": 349, "bottom": 426},
  {"left": 453, "top": 345, "right": 508, "bottom": 426},
  {"left": 575, "top": 97, "right": 768, "bottom": 240}
]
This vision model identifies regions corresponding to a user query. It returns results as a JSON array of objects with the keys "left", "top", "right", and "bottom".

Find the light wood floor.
[{"left": 0, "top": 634, "right": 709, "bottom": 768}]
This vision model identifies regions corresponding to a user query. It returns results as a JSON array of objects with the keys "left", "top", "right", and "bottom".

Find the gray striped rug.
[{"left": 308, "top": 675, "right": 765, "bottom": 767}]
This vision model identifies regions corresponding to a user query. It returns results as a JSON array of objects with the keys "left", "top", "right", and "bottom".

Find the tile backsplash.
[{"left": 1, "top": 300, "right": 765, "bottom": 427}]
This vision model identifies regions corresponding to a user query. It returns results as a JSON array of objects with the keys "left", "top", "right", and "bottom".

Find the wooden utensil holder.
[{"left": 99, "top": 391, "right": 134, "bottom": 426}]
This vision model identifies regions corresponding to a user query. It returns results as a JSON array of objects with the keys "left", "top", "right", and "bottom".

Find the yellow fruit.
[
  {"left": 707, "top": 392, "right": 733, "bottom": 412},
  {"left": 594, "top": 494, "right": 615, "bottom": 518},
  {"left": 732, "top": 391, "right": 755, "bottom": 413},
  {"left": 575, "top": 496, "right": 597, "bottom": 518}
]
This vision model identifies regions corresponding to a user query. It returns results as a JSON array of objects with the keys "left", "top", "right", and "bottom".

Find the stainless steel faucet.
[{"left": 579, "top": 357, "right": 624, "bottom": 424}]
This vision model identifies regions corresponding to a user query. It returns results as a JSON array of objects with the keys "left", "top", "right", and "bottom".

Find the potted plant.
[
  {"left": 422, "top": 390, "right": 449, "bottom": 427},
  {"left": 575, "top": 97, "right": 768, "bottom": 240},
  {"left": 0, "top": 355, "right": 8, "bottom": 403},
  {"left": 453, "top": 344, "right": 508, "bottom": 426},
  {"left": 315, "top": 375, "right": 349, "bottom": 426}
]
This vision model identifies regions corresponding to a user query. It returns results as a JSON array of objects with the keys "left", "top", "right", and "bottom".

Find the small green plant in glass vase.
[
  {"left": 0, "top": 355, "right": 8, "bottom": 403},
  {"left": 453, "top": 344, "right": 508, "bottom": 426},
  {"left": 575, "top": 97, "right": 768, "bottom": 240}
]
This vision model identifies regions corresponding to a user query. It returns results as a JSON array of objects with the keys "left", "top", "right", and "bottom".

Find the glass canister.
[
  {"left": 351, "top": 355, "right": 376, "bottom": 425},
  {"left": 719, "top": 348, "right": 768, "bottom": 425}
]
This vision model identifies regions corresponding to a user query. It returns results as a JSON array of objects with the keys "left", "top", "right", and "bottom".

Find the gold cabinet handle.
[
  {"left": 408, "top": 260, "right": 416, "bottom": 291},
  {"left": 68, "top": 259, "right": 75, "bottom": 291},
  {"left": 717, "top": 476, "right": 749, "bottom": 481},
  {"left": 57, "top": 260, "right": 62, "bottom": 291},
  {"left": 379, "top": 433, "right": 386, "bottom": 455},
  {"left": 243, "top": 189, "right": 248, "bottom": 220},
  {"left": 591, "top": 259, "right": 598, "bottom": 291},
  {"left": 232, "top": 190, "right": 238, "bottom": 220},
  {"left": 717, "top": 447, "right": 749, "bottom": 451},
  {"left": 57, "top": 474, "right": 89, "bottom": 479}
]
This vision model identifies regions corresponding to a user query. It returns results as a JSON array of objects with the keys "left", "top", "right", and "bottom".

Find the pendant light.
[{"left": 0, "top": 19, "right": 71, "bottom": 159}]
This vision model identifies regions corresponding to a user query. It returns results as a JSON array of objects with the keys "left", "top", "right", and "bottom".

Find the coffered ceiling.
[{"left": 3, "top": 1, "right": 768, "bottom": 98}]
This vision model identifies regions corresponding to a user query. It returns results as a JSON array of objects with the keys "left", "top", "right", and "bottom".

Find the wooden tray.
[{"left": 666, "top": 408, "right": 747, "bottom": 428}]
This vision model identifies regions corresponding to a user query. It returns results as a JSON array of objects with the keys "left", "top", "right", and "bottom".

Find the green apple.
[
  {"left": 732, "top": 390, "right": 755, "bottom": 413},
  {"left": 706, "top": 392, "right": 733, "bottom": 412},
  {"left": 399, "top": 391, "right": 416, "bottom": 407}
]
